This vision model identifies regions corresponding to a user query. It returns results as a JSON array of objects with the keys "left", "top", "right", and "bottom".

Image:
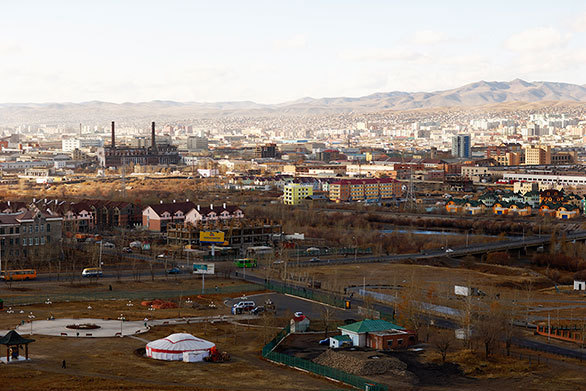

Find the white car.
[
  {"left": 157, "top": 253, "right": 167, "bottom": 258},
  {"left": 445, "top": 248, "right": 454, "bottom": 253}
]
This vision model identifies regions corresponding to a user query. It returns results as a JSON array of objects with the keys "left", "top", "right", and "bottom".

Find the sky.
[{"left": 2, "top": 1, "right": 586, "bottom": 103}]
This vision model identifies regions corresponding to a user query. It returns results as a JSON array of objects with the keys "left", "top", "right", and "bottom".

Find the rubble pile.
[{"left": 313, "top": 349, "right": 411, "bottom": 377}]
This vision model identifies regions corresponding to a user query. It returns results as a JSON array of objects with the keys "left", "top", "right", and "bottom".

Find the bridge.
[{"left": 295, "top": 230, "right": 586, "bottom": 267}]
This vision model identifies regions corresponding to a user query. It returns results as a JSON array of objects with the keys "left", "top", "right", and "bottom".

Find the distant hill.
[{"left": 2, "top": 79, "right": 586, "bottom": 125}]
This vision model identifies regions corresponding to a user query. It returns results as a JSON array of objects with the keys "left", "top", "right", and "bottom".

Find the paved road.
[
  {"left": 224, "top": 292, "right": 360, "bottom": 321},
  {"left": 293, "top": 230, "right": 586, "bottom": 267}
]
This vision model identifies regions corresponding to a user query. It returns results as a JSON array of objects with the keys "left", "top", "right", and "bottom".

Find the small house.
[
  {"left": 574, "top": 279, "right": 585, "bottom": 291},
  {"left": 290, "top": 312, "right": 310, "bottom": 332},
  {"left": 337, "top": 319, "right": 417, "bottom": 349},
  {"left": 329, "top": 334, "right": 352, "bottom": 349}
]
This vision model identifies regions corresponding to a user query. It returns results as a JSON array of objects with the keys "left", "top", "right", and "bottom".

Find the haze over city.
[
  {"left": 0, "top": 2, "right": 585, "bottom": 391},
  {"left": 2, "top": 1, "right": 586, "bottom": 103}
]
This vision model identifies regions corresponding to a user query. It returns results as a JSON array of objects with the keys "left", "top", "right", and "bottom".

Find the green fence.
[
  {"left": 261, "top": 325, "right": 387, "bottom": 391},
  {"left": 265, "top": 281, "right": 346, "bottom": 308},
  {"left": 2, "top": 283, "right": 261, "bottom": 306}
]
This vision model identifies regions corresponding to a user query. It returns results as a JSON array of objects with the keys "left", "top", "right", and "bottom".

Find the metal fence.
[
  {"left": 261, "top": 325, "right": 388, "bottom": 391},
  {"left": 265, "top": 281, "right": 346, "bottom": 308},
  {"left": 2, "top": 283, "right": 261, "bottom": 306}
]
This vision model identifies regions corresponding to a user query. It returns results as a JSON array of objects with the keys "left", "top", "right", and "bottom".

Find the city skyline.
[{"left": 2, "top": 1, "right": 586, "bottom": 103}]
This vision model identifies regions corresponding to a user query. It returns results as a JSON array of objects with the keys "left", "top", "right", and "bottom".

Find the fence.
[
  {"left": 265, "top": 281, "right": 346, "bottom": 308},
  {"left": 2, "top": 283, "right": 261, "bottom": 306},
  {"left": 262, "top": 325, "right": 388, "bottom": 391}
]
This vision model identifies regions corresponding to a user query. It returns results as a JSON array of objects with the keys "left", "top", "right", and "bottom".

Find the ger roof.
[{"left": 338, "top": 319, "right": 404, "bottom": 334}]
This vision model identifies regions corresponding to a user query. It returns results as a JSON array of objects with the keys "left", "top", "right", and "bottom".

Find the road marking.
[{"left": 283, "top": 293, "right": 345, "bottom": 311}]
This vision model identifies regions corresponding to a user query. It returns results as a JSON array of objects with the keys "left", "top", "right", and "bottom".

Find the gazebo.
[{"left": 0, "top": 330, "right": 35, "bottom": 363}]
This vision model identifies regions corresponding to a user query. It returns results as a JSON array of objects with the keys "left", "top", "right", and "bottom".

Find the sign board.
[
  {"left": 454, "top": 285, "right": 470, "bottom": 296},
  {"left": 193, "top": 263, "right": 215, "bottom": 275},
  {"left": 199, "top": 231, "right": 225, "bottom": 244}
]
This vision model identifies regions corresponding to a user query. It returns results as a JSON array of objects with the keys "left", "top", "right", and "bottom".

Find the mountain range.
[{"left": 2, "top": 79, "right": 586, "bottom": 125}]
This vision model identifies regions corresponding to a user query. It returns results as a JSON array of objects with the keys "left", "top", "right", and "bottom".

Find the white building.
[
  {"left": 62, "top": 138, "right": 104, "bottom": 152},
  {"left": 574, "top": 279, "right": 585, "bottom": 291},
  {"left": 504, "top": 173, "right": 586, "bottom": 187}
]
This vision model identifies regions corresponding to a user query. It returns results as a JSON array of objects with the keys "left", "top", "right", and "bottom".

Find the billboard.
[
  {"left": 193, "top": 263, "right": 215, "bottom": 275},
  {"left": 199, "top": 231, "right": 225, "bottom": 244}
]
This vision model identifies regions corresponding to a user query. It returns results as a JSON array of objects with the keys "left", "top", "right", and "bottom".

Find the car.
[
  {"left": 231, "top": 301, "right": 256, "bottom": 315},
  {"left": 251, "top": 306, "right": 265, "bottom": 315},
  {"left": 122, "top": 247, "right": 132, "bottom": 253},
  {"left": 308, "top": 257, "right": 320, "bottom": 263},
  {"left": 157, "top": 253, "right": 167, "bottom": 258},
  {"left": 102, "top": 242, "right": 115, "bottom": 249},
  {"left": 273, "top": 260, "right": 284, "bottom": 265},
  {"left": 166, "top": 267, "right": 181, "bottom": 274},
  {"left": 81, "top": 268, "right": 103, "bottom": 278},
  {"left": 319, "top": 337, "right": 330, "bottom": 345},
  {"left": 445, "top": 248, "right": 454, "bottom": 253}
]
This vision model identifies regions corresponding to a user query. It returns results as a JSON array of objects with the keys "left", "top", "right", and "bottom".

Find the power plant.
[{"left": 98, "top": 121, "right": 180, "bottom": 167}]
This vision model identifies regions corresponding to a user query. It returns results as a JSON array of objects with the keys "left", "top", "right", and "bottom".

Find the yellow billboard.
[{"left": 199, "top": 231, "right": 225, "bottom": 244}]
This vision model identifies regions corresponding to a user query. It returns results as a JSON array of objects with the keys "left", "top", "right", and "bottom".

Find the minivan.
[{"left": 82, "top": 268, "right": 103, "bottom": 278}]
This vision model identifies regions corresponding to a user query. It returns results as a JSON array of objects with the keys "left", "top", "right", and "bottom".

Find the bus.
[
  {"left": 81, "top": 268, "right": 103, "bottom": 278},
  {"left": 234, "top": 258, "right": 257, "bottom": 268},
  {"left": 0, "top": 269, "right": 37, "bottom": 281}
]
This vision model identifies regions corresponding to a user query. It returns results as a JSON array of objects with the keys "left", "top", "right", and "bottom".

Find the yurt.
[{"left": 145, "top": 333, "right": 215, "bottom": 362}]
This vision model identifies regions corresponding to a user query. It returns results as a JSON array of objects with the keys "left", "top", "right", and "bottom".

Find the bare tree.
[
  {"left": 320, "top": 306, "right": 334, "bottom": 339},
  {"left": 433, "top": 330, "right": 455, "bottom": 364}
]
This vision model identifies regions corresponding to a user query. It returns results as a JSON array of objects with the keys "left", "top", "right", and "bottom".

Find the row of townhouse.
[
  {"left": 142, "top": 201, "right": 244, "bottom": 232},
  {"left": 33, "top": 199, "right": 142, "bottom": 233},
  {"left": 446, "top": 188, "right": 584, "bottom": 219}
]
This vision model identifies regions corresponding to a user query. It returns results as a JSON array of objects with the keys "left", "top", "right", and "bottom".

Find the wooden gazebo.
[{"left": 0, "top": 330, "right": 35, "bottom": 363}]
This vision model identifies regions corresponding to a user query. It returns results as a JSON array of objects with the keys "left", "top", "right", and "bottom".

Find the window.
[
  {"left": 47, "top": 236, "right": 50, "bottom": 243},
  {"left": 15, "top": 238, "right": 19, "bottom": 245},
  {"left": 46, "top": 224, "right": 51, "bottom": 232},
  {"left": 35, "top": 225, "right": 39, "bottom": 233},
  {"left": 15, "top": 227, "right": 19, "bottom": 234},
  {"left": 35, "top": 237, "right": 39, "bottom": 246},
  {"left": 0, "top": 228, "right": 4, "bottom": 234},
  {"left": 41, "top": 237, "right": 45, "bottom": 245},
  {"left": 9, "top": 227, "right": 13, "bottom": 234},
  {"left": 28, "top": 238, "right": 33, "bottom": 246},
  {"left": 397, "top": 339, "right": 403, "bottom": 345},
  {"left": 29, "top": 226, "right": 33, "bottom": 233},
  {"left": 40, "top": 225, "right": 44, "bottom": 232}
]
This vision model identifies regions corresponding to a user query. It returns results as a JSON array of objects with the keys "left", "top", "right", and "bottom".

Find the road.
[{"left": 292, "top": 230, "right": 586, "bottom": 267}]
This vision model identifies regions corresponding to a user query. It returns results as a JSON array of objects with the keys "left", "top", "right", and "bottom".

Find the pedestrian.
[
  {"left": 109, "top": 284, "right": 112, "bottom": 291},
  {"left": 61, "top": 360, "right": 66, "bottom": 368},
  {"left": 215, "top": 285, "right": 219, "bottom": 292}
]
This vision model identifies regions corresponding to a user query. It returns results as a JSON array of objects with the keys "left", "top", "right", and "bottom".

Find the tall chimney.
[
  {"left": 111, "top": 121, "right": 116, "bottom": 149},
  {"left": 151, "top": 121, "right": 156, "bottom": 152}
]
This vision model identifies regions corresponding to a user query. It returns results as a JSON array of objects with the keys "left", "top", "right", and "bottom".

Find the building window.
[
  {"left": 15, "top": 227, "right": 19, "bottom": 234},
  {"left": 9, "top": 227, "right": 13, "bottom": 234},
  {"left": 47, "top": 224, "right": 51, "bottom": 232},
  {"left": 35, "top": 225, "right": 39, "bottom": 233},
  {"left": 40, "top": 225, "right": 44, "bottom": 232},
  {"left": 15, "top": 238, "right": 19, "bottom": 245},
  {"left": 41, "top": 237, "right": 45, "bottom": 245},
  {"left": 28, "top": 238, "right": 33, "bottom": 246},
  {"left": 29, "top": 226, "right": 33, "bottom": 233}
]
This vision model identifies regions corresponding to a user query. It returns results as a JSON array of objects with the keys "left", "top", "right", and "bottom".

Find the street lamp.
[
  {"left": 118, "top": 314, "right": 125, "bottom": 336},
  {"left": 28, "top": 312, "right": 35, "bottom": 335},
  {"left": 352, "top": 236, "right": 357, "bottom": 262}
]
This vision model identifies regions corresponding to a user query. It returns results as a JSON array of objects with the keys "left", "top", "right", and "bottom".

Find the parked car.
[
  {"left": 157, "top": 253, "right": 167, "bottom": 258},
  {"left": 102, "top": 242, "right": 115, "bottom": 249},
  {"left": 309, "top": 257, "right": 320, "bottom": 263},
  {"left": 81, "top": 268, "right": 103, "bottom": 278},
  {"left": 445, "top": 248, "right": 454, "bottom": 253},
  {"left": 122, "top": 247, "right": 132, "bottom": 253},
  {"left": 166, "top": 267, "right": 181, "bottom": 274},
  {"left": 251, "top": 306, "right": 265, "bottom": 315},
  {"left": 231, "top": 301, "right": 256, "bottom": 314}
]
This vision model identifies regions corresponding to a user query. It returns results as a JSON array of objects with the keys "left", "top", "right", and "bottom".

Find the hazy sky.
[{"left": 2, "top": 1, "right": 586, "bottom": 103}]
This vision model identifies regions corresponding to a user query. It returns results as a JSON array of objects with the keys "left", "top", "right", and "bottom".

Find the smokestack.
[
  {"left": 151, "top": 121, "right": 156, "bottom": 152},
  {"left": 111, "top": 121, "right": 116, "bottom": 149}
]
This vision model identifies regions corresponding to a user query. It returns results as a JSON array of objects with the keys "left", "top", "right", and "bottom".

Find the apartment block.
[
  {"left": 283, "top": 183, "right": 313, "bottom": 205},
  {"left": 329, "top": 178, "right": 401, "bottom": 202}
]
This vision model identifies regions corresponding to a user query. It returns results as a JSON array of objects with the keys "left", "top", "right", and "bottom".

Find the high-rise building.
[
  {"left": 187, "top": 136, "right": 209, "bottom": 151},
  {"left": 255, "top": 143, "right": 277, "bottom": 158},
  {"left": 452, "top": 134, "right": 471, "bottom": 158},
  {"left": 524, "top": 145, "right": 551, "bottom": 165}
]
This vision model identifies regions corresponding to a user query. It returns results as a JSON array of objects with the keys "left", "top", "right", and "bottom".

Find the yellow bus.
[{"left": 0, "top": 269, "right": 37, "bottom": 281}]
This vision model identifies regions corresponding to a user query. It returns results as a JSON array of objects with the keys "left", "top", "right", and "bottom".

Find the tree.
[{"left": 433, "top": 330, "right": 454, "bottom": 364}]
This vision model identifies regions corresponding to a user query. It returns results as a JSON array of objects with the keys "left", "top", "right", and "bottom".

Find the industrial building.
[{"left": 98, "top": 121, "right": 181, "bottom": 167}]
